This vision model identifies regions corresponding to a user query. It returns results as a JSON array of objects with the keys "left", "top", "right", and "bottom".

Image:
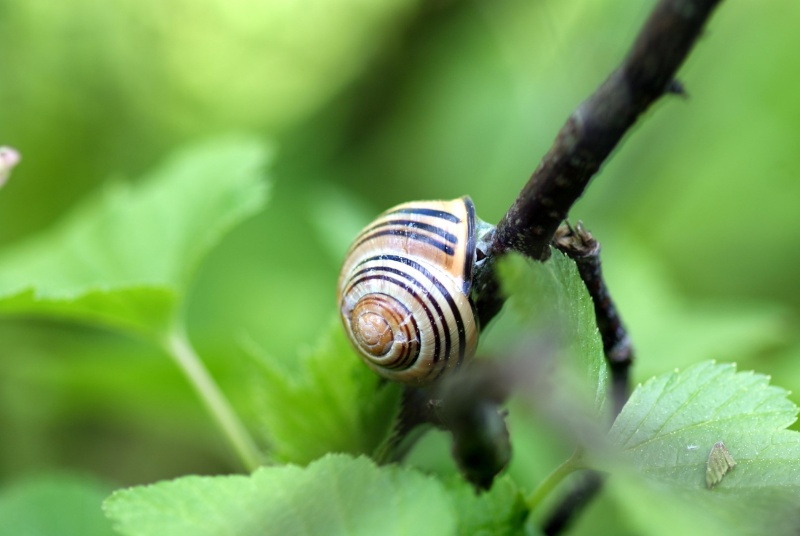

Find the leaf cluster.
[
  {"left": 1, "top": 0, "right": 800, "bottom": 534},
  {"left": 1, "top": 148, "right": 798, "bottom": 533}
]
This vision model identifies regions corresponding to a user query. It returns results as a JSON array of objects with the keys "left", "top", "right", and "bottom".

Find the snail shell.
[{"left": 338, "top": 196, "right": 486, "bottom": 386}]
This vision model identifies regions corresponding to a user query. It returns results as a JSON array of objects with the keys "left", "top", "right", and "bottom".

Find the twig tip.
[{"left": 666, "top": 79, "right": 689, "bottom": 98}]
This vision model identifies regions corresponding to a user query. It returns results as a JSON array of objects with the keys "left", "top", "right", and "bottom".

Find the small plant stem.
[
  {"left": 554, "top": 222, "right": 633, "bottom": 417},
  {"left": 163, "top": 327, "right": 262, "bottom": 472},
  {"left": 526, "top": 450, "right": 586, "bottom": 513}
]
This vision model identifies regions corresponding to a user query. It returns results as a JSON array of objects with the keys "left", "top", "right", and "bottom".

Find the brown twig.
[
  {"left": 543, "top": 471, "right": 605, "bottom": 535},
  {"left": 553, "top": 222, "right": 633, "bottom": 417},
  {"left": 479, "top": 1, "right": 723, "bottom": 531},
  {"left": 393, "top": 0, "right": 724, "bottom": 510},
  {"left": 489, "top": 0, "right": 722, "bottom": 262}
]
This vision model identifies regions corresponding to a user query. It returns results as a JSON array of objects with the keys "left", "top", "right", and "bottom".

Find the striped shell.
[{"left": 338, "top": 197, "right": 480, "bottom": 386}]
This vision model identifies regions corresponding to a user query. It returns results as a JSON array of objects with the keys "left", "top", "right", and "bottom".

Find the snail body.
[{"left": 338, "top": 196, "right": 491, "bottom": 385}]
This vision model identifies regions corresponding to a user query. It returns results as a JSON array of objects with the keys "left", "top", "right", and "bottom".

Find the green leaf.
[
  {"left": 247, "top": 319, "right": 402, "bottom": 464},
  {"left": 447, "top": 476, "right": 530, "bottom": 536},
  {"left": 597, "top": 472, "right": 731, "bottom": 536},
  {"left": 488, "top": 250, "right": 608, "bottom": 417},
  {"left": 609, "top": 361, "right": 800, "bottom": 486},
  {"left": 587, "top": 465, "right": 800, "bottom": 536},
  {"left": 104, "top": 454, "right": 456, "bottom": 536},
  {"left": 0, "top": 136, "right": 271, "bottom": 336},
  {"left": 607, "top": 361, "right": 800, "bottom": 533},
  {"left": 0, "top": 474, "right": 116, "bottom": 536}
]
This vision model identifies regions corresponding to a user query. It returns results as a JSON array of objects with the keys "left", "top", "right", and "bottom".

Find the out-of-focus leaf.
[
  {"left": 246, "top": 319, "right": 402, "bottom": 463},
  {"left": 0, "top": 0, "right": 422, "bottom": 138},
  {"left": 104, "top": 454, "right": 456, "bottom": 536},
  {"left": 0, "top": 474, "right": 116, "bottom": 536},
  {"left": 597, "top": 472, "right": 729, "bottom": 536},
  {"left": 305, "top": 182, "right": 376, "bottom": 265},
  {"left": 489, "top": 250, "right": 608, "bottom": 418},
  {"left": 109, "top": 0, "right": 422, "bottom": 134},
  {"left": 503, "top": 402, "right": 580, "bottom": 493},
  {"left": 599, "top": 237, "right": 788, "bottom": 379},
  {"left": 577, "top": 466, "right": 800, "bottom": 536},
  {"left": 757, "top": 343, "right": 800, "bottom": 416},
  {"left": 447, "top": 475, "right": 530, "bottom": 536},
  {"left": 0, "top": 137, "right": 271, "bottom": 336},
  {"left": 606, "top": 361, "right": 800, "bottom": 534}
]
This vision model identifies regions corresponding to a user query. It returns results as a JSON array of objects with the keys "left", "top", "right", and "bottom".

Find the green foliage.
[
  {"left": 104, "top": 454, "right": 456, "bottom": 536},
  {"left": 0, "top": 474, "right": 116, "bottom": 536},
  {"left": 104, "top": 454, "right": 531, "bottom": 536},
  {"left": 609, "top": 362, "right": 800, "bottom": 489},
  {"left": 602, "top": 362, "right": 800, "bottom": 534},
  {"left": 0, "top": 137, "right": 270, "bottom": 336},
  {"left": 491, "top": 251, "right": 608, "bottom": 415},
  {"left": 246, "top": 320, "right": 402, "bottom": 463},
  {"left": 447, "top": 476, "right": 530, "bottom": 536},
  {"left": 595, "top": 473, "right": 732, "bottom": 536},
  {"left": 1, "top": 0, "right": 799, "bottom": 535},
  {"left": 0, "top": 136, "right": 274, "bottom": 481}
]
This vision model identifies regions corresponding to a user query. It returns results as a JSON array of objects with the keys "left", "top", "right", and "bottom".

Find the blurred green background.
[{"left": 0, "top": 0, "right": 798, "bottom": 529}]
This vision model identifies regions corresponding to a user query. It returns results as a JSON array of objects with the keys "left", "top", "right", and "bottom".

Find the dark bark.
[
  {"left": 543, "top": 471, "right": 605, "bottom": 535},
  {"left": 490, "top": 0, "right": 723, "bottom": 262},
  {"left": 553, "top": 222, "right": 633, "bottom": 417},
  {"left": 484, "top": 2, "right": 724, "bottom": 530}
]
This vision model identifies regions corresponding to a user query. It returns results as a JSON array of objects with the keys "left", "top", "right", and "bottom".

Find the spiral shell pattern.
[{"left": 338, "top": 197, "right": 480, "bottom": 385}]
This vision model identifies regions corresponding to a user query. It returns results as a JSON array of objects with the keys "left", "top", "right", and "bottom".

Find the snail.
[{"left": 338, "top": 196, "right": 494, "bottom": 385}]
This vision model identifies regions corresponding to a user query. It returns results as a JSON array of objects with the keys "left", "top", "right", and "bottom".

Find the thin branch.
[
  {"left": 554, "top": 222, "right": 633, "bottom": 417},
  {"left": 471, "top": 0, "right": 723, "bottom": 527},
  {"left": 542, "top": 471, "right": 605, "bottom": 535},
  {"left": 484, "top": 1, "right": 725, "bottom": 531},
  {"left": 490, "top": 0, "right": 722, "bottom": 262},
  {"left": 392, "top": 0, "right": 725, "bottom": 499}
]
